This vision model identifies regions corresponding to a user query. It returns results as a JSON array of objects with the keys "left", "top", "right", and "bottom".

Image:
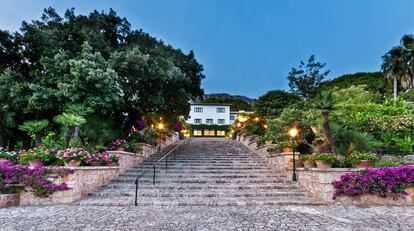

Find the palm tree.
[
  {"left": 0, "top": 105, "right": 15, "bottom": 148},
  {"left": 381, "top": 46, "right": 406, "bottom": 99},
  {"left": 64, "top": 104, "right": 93, "bottom": 143},
  {"left": 314, "top": 90, "right": 336, "bottom": 154},
  {"left": 400, "top": 34, "right": 414, "bottom": 89},
  {"left": 18, "top": 120, "right": 49, "bottom": 147},
  {"left": 54, "top": 113, "right": 86, "bottom": 148}
]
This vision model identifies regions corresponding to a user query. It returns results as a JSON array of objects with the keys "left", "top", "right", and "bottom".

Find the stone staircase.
[{"left": 76, "top": 138, "right": 325, "bottom": 206}]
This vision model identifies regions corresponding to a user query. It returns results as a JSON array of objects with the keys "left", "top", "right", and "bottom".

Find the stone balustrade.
[
  {"left": 17, "top": 133, "right": 179, "bottom": 206},
  {"left": 240, "top": 134, "right": 414, "bottom": 206},
  {"left": 0, "top": 194, "right": 19, "bottom": 208}
]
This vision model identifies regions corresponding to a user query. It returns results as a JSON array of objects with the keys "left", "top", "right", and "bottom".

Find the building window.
[
  {"left": 204, "top": 130, "right": 215, "bottom": 136},
  {"left": 206, "top": 119, "right": 213, "bottom": 124},
  {"left": 193, "top": 130, "right": 202, "bottom": 136},
  {"left": 217, "top": 130, "right": 226, "bottom": 136},
  {"left": 216, "top": 107, "right": 225, "bottom": 113},
  {"left": 194, "top": 107, "right": 203, "bottom": 112},
  {"left": 217, "top": 119, "right": 225, "bottom": 124},
  {"left": 194, "top": 119, "right": 202, "bottom": 124},
  {"left": 230, "top": 115, "right": 235, "bottom": 120}
]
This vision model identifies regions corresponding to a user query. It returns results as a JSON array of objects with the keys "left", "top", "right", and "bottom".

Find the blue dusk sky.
[{"left": 1, "top": 0, "right": 414, "bottom": 98}]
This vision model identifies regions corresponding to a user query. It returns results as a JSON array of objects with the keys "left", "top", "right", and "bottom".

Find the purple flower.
[
  {"left": 135, "top": 119, "right": 147, "bottom": 130},
  {"left": 173, "top": 122, "right": 183, "bottom": 132}
]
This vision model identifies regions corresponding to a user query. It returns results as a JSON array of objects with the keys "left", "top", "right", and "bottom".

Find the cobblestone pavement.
[{"left": 1, "top": 205, "right": 413, "bottom": 231}]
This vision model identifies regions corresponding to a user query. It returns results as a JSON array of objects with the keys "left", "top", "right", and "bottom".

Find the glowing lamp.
[
  {"left": 289, "top": 128, "right": 299, "bottom": 138},
  {"left": 158, "top": 123, "right": 164, "bottom": 129},
  {"left": 254, "top": 117, "right": 259, "bottom": 122}
]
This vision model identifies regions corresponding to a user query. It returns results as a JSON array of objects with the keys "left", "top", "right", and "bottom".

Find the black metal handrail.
[{"left": 134, "top": 138, "right": 189, "bottom": 206}]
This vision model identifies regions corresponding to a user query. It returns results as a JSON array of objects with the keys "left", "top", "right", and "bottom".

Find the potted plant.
[
  {"left": 289, "top": 158, "right": 304, "bottom": 167},
  {"left": 300, "top": 155, "right": 315, "bottom": 169},
  {"left": 349, "top": 151, "right": 378, "bottom": 168},
  {"left": 56, "top": 147, "right": 89, "bottom": 167},
  {"left": 109, "top": 139, "right": 129, "bottom": 151},
  {"left": 107, "top": 155, "right": 120, "bottom": 166},
  {"left": 18, "top": 147, "right": 55, "bottom": 167},
  {"left": 314, "top": 153, "right": 337, "bottom": 169},
  {"left": 0, "top": 148, "right": 17, "bottom": 162},
  {"left": 85, "top": 151, "right": 111, "bottom": 166}
]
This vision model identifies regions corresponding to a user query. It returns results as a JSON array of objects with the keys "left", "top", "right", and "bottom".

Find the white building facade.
[{"left": 187, "top": 103, "right": 231, "bottom": 125}]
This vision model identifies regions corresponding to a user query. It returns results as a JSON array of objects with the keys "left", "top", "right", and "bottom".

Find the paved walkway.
[{"left": 1, "top": 205, "right": 413, "bottom": 230}]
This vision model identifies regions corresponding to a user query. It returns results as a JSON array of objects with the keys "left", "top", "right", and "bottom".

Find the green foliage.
[
  {"left": 0, "top": 8, "right": 204, "bottom": 148},
  {"left": 254, "top": 90, "right": 300, "bottom": 117},
  {"left": 18, "top": 119, "right": 49, "bottom": 146},
  {"left": 334, "top": 129, "right": 379, "bottom": 156},
  {"left": 53, "top": 113, "right": 86, "bottom": 128},
  {"left": 202, "top": 98, "right": 252, "bottom": 111},
  {"left": 314, "top": 153, "right": 337, "bottom": 164},
  {"left": 374, "top": 160, "right": 404, "bottom": 167},
  {"left": 287, "top": 55, "right": 330, "bottom": 99},
  {"left": 320, "top": 72, "right": 388, "bottom": 95},
  {"left": 348, "top": 152, "right": 378, "bottom": 165},
  {"left": 80, "top": 115, "right": 120, "bottom": 147}
]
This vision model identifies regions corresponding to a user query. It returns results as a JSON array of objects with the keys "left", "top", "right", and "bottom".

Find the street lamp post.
[{"left": 289, "top": 127, "right": 299, "bottom": 181}]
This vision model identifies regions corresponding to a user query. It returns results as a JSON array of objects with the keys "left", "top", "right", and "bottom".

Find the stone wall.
[
  {"left": 20, "top": 166, "right": 120, "bottom": 205},
  {"left": 240, "top": 134, "right": 414, "bottom": 206},
  {"left": 107, "top": 151, "right": 144, "bottom": 174},
  {"left": 286, "top": 167, "right": 358, "bottom": 202},
  {"left": 238, "top": 135, "right": 298, "bottom": 172},
  {"left": 19, "top": 134, "right": 179, "bottom": 206},
  {"left": 0, "top": 194, "right": 19, "bottom": 208}
]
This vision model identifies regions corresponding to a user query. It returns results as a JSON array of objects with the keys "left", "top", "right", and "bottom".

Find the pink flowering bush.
[
  {"left": 56, "top": 147, "right": 89, "bottom": 163},
  {"left": 332, "top": 166, "right": 414, "bottom": 200},
  {"left": 18, "top": 147, "right": 58, "bottom": 164},
  {"left": 109, "top": 139, "right": 129, "bottom": 150},
  {"left": 0, "top": 160, "right": 74, "bottom": 197},
  {"left": 85, "top": 151, "right": 119, "bottom": 165}
]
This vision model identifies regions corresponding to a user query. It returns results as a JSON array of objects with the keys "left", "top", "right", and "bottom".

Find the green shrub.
[
  {"left": 374, "top": 160, "right": 404, "bottom": 167},
  {"left": 348, "top": 151, "right": 378, "bottom": 165},
  {"left": 314, "top": 153, "right": 337, "bottom": 164}
]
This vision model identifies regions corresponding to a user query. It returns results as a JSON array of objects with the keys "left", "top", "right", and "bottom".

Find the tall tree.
[
  {"left": 381, "top": 46, "right": 406, "bottom": 99},
  {"left": 254, "top": 90, "right": 301, "bottom": 117},
  {"left": 400, "top": 34, "right": 414, "bottom": 89},
  {"left": 287, "top": 55, "right": 330, "bottom": 99},
  {"left": 314, "top": 90, "right": 336, "bottom": 154}
]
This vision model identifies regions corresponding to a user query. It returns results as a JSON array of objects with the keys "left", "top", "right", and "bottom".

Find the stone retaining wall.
[
  {"left": 20, "top": 166, "right": 120, "bottom": 205},
  {"left": 238, "top": 135, "right": 298, "bottom": 172},
  {"left": 240, "top": 134, "right": 414, "bottom": 206},
  {"left": 19, "top": 134, "right": 179, "bottom": 206},
  {"left": 0, "top": 194, "right": 19, "bottom": 208},
  {"left": 286, "top": 167, "right": 358, "bottom": 202}
]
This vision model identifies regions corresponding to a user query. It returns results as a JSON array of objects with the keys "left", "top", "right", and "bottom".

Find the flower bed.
[
  {"left": 332, "top": 166, "right": 414, "bottom": 200},
  {"left": 0, "top": 160, "right": 73, "bottom": 197}
]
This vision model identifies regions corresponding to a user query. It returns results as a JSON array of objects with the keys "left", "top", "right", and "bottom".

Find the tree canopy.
[
  {"left": 0, "top": 7, "right": 204, "bottom": 148},
  {"left": 253, "top": 90, "right": 300, "bottom": 117}
]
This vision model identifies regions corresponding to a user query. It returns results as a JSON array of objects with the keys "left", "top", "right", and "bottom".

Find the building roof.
[{"left": 190, "top": 103, "right": 232, "bottom": 106}]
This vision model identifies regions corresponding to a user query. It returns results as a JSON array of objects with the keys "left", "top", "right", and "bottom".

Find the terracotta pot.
[
  {"left": 28, "top": 159, "right": 43, "bottom": 167},
  {"left": 64, "top": 161, "right": 81, "bottom": 167},
  {"left": 295, "top": 161, "right": 304, "bottom": 167},
  {"left": 303, "top": 161, "right": 315, "bottom": 169},
  {"left": 283, "top": 146, "right": 292, "bottom": 153},
  {"left": 89, "top": 160, "right": 101, "bottom": 166},
  {"left": 315, "top": 160, "right": 332, "bottom": 169},
  {"left": 356, "top": 160, "right": 372, "bottom": 168},
  {"left": 116, "top": 147, "right": 125, "bottom": 151}
]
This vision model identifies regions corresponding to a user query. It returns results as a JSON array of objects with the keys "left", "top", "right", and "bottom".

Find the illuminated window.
[
  {"left": 204, "top": 130, "right": 215, "bottom": 136},
  {"left": 193, "top": 130, "right": 202, "bottom": 136},
  {"left": 217, "top": 107, "right": 225, "bottom": 113},
  {"left": 217, "top": 130, "right": 226, "bottom": 136}
]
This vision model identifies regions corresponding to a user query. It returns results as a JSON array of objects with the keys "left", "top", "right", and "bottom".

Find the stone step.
[
  {"left": 104, "top": 184, "right": 299, "bottom": 190},
  {"left": 113, "top": 178, "right": 289, "bottom": 184},
  {"left": 123, "top": 170, "right": 286, "bottom": 176},
  {"left": 121, "top": 174, "right": 288, "bottom": 179},
  {"left": 75, "top": 197, "right": 326, "bottom": 207},
  {"left": 89, "top": 191, "right": 307, "bottom": 198}
]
